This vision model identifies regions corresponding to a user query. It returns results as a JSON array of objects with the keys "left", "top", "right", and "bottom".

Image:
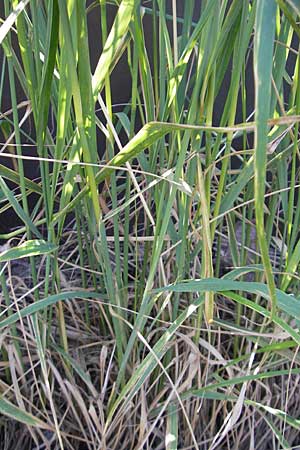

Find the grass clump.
[{"left": 1, "top": 1, "right": 300, "bottom": 449}]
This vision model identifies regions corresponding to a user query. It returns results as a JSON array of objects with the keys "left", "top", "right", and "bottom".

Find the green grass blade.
[
  {"left": 92, "top": 0, "right": 136, "bottom": 98},
  {"left": 184, "top": 368, "right": 300, "bottom": 398},
  {"left": 0, "top": 163, "right": 42, "bottom": 195},
  {"left": 166, "top": 404, "right": 178, "bottom": 450},
  {"left": 0, "top": 239, "right": 57, "bottom": 262},
  {"left": 281, "top": 238, "right": 300, "bottom": 291},
  {"left": 153, "top": 278, "right": 300, "bottom": 320},
  {"left": 0, "top": 176, "right": 42, "bottom": 238},
  {"left": 0, "top": 396, "right": 49, "bottom": 429},
  {"left": 254, "top": 0, "right": 277, "bottom": 317},
  {"left": 0, "top": 291, "right": 102, "bottom": 330}
]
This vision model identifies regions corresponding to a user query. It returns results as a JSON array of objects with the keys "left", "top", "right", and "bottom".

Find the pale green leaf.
[
  {"left": 0, "top": 396, "right": 49, "bottom": 429},
  {"left": 92, "top": 0, "right": 136, "bottom": 98},
  {"left": 0, "top": 240, "right": 57, "bottom": 263}
]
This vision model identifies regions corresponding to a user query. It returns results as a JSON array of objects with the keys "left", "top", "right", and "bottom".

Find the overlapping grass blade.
[
  {"left": 0, "top": 239, "right": 57, "bottom": 262},
  {"left": 0, "top": 396, "right": 49, "bottom": 429}
]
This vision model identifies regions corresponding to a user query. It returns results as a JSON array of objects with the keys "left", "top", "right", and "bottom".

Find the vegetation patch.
[{"left": 1, "top": 1, "right": 300, "bottom": 449}]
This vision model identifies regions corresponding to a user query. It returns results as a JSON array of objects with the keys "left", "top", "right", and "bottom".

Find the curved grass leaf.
[
  {"left": 183, "top": 384, "right": 300, "bottom": 436},
  {"left": 0, "top": 291, "right": 101, "bottom": 330},
  {"left": 92, "top": 0, "right": 136, "bottom": 98},
  {"left": 153, "top": 278, "right": 300, "bottom": 320},
  {"left": 0, "top": 163, "right": 42, "bottom": 195},
  {"left": 184, "top": 368, "right": 300, "bottom": 399},
  {"left": 248, "top": 398, "right": 300, "bottom": 432},
  {"left": 53, "top": 116, "right": 300, "bottom": 224},
  {"left": 0, "top": 396, "right": 49, "bottom": 429},
  {"left": 222, "top": 264, "right": 265, "bottom": 279},
  {"left": 262, "top": 416, "right": 290, "bottom": 449},
  {"left": 0, "top": 239, "right": 57, "bottom": 263},
  {"left": 222, "top": 290, "right": 300, "bottom": 345}
]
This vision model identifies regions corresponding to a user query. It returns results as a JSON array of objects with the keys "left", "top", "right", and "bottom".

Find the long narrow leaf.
[{"left": 0, "top": 239, "right": 57, "bottom": 262}]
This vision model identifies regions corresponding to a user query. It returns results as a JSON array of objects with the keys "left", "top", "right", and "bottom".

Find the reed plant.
[{"left": 1, "top": 0, "right": 300, "bottom": 448}]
